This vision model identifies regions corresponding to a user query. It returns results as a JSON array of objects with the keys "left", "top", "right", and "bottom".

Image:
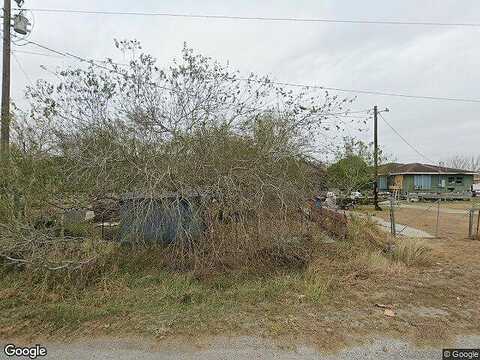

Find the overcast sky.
[{"left": 8, "top": 0, "right": 480, "bottom": 163}]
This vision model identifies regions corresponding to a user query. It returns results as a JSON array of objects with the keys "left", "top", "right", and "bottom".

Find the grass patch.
[
  {"left": 0, "top": 219, "right": 433, "bottom": 340},
  {"left": 391, "top": 239, "right": 433, "bottom": 267},
  {"left": 0, "top": 260, "right": 343, "bottom": 339},
  {"left": 303, "top": 273, "right": 333, "bottom": 304},
  {"left": 355, "top": 250, "right": 407, "bottom": 276}
]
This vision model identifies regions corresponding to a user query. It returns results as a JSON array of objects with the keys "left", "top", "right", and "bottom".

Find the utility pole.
[
  {"left": 1, "top": 0, "right": 11, "bottom": 160},
  {"left": 389, "top": 196, "right": 396, "bottom": 237},
  {"left": 373, "top": 105, "right": 382, "bottom": 211}
]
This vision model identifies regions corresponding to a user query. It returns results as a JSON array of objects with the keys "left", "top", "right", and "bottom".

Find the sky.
[{"left": 7, "top": 0, "right": 480, "bottom": 164}]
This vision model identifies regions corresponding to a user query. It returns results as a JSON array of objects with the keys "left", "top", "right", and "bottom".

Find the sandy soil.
[{"left": 365, "top": 206, "right": 473, "bottom": 239}]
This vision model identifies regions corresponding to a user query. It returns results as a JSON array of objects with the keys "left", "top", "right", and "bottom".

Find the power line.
[
  {"left": 237, "top": 78, "right": 480, "bottom": 104},
  {"left": 15, "top": 40, "right": 480, "bottom": 105},
  {"left": 13, "top": 49, "right": 66, "bottom": 59},
  {"left": 20, "top": 40, "right": 207, "bottom": 96},
  {"left": 12, "top": 45, "right": 128, "bottom": 66},
  {"left": 18, "top": 8, "right": 480, "bottom": 28},
  {"left": 24, "top": 40, "right": 129, "bottom": 70},
  {"left": 12, "top": 52, "right": 33, "bottom": 84},
  {"left": 378, "top": 112, "right": 435, "bottom": 164}
]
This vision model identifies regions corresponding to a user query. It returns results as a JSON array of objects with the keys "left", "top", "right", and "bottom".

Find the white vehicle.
[
  {"left": 350, "top": 191, "right": 363, "bottom": 200},
  {"left": 473, "top": 184, "right": 480, "bottom": 196}
]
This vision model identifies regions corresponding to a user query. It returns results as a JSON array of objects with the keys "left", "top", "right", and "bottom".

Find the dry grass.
[
  {"left": 406, "top": 200, "right": 474, "bottom": 210},
  {"left": 6, "top": 216, "right": 476, "bottom": 350},
  {"left": 0, "top": 218, "right": 372, "bottom": 338},
  {"left": 391, "top": 239, "right": 433, "bottom": 267},
  {"left": 360, "top": 206, "right": 470, "bottom": 240},
  {"left": 355, "top": 250, "right": 407, "bottom": 275}
]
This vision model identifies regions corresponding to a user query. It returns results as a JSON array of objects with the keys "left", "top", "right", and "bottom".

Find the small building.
[
  {"left": 378, "top": 163, "right": 476, "bottom": 195},
  {"left": 119, "top": 191, "right": 206, "bottom": 245}
]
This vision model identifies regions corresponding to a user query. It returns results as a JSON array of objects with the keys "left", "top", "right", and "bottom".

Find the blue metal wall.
[{"left": 119, "top": 196, "right": 204, "bottom": 245}]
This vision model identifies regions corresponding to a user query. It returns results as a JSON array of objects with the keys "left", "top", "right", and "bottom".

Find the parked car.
[
  {"left": 350, "top": 191, "right": 363, "bottom": 200},
  {"left": 472, "top": 184, "right": 480, "bottom": 197}
]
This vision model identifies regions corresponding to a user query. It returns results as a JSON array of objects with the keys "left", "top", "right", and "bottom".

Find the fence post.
[
  {"left": 469, "top": 209, "right": 475, "bottom": 240},
  {"left": 389, "top": 197, "right": 396, "bottom": 237},
  {"left": 476, "top": 209, "right": 480, "bottom": 240},
  {"left": 435, "top": 199, "right": 440, "bottom": 238}
]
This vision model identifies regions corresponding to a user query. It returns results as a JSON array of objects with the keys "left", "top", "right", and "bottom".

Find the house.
[{"left": 378, "top": 163, "right": 476, "bottom": 194}]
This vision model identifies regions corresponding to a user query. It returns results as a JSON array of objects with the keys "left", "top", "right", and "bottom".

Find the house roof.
[{"left": 379, "top": 163, "right": 477, "bottom": 175}]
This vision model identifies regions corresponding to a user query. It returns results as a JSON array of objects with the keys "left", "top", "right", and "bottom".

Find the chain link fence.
[{"left": 385, "top": 197, "right": 479, "bottom": 240}]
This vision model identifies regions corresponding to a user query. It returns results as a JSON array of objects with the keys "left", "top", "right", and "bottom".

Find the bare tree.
[
  {"left": 445, "top": 155, "right": 480, "bottom": 172},
  {"left": 1, "top": 40, "right": 362, "bottom": 271}
]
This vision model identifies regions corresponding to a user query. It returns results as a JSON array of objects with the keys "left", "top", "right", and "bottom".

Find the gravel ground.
[
  {"left": 352, "top": 212, "right": 435, "bottom": 238},
  {"left": 371, "top": 216, "right": 435, "bottom": 238},
  {"left": 2, "top": 336, "right": 479, "bottom": 360}
]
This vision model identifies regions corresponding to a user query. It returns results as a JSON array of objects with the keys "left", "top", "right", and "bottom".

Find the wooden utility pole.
[
  {"left": 389, "top": 196, "right": 396, "bottom": 237},
  {"left": 1, "top": 0, "right": 11, "bottom": 160},
  {"left": 373, "top": 105, "right": 382, "bottom": 211}
]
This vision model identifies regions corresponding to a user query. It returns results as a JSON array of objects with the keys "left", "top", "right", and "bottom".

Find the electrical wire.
[
  {"left": 13, "top": 49, "right": 67, "bottom": 59},
  {"left": 378, "top": 112, "right": 435, "bottom": 164},
  {"left": 23, "top": 40, "right": 139, "bottom": 75},
  {"left": 17, "top": 8, "right": 480, "bottom": 28},
  {"left": 16, "top": 40, "right": 480, "bottom": 104},
  {"left": 12, "top": 52, "right": 33, "bottom": 84},
  {"left": 237, "top": 78, "right": 480, "bottom": 104},
  {"left": 13, "top": 44, "right": 128, "bottom": 66}
]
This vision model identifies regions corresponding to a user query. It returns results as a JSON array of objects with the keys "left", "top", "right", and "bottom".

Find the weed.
[
  {"left": 355, "top": 250, "right": 407, "bottom": 276},
  {"left": 303, "top": 263, "right": 334, "bottom": 304},
  {"left": 391, "top": 239, "right": 433, "bottom": 267}
]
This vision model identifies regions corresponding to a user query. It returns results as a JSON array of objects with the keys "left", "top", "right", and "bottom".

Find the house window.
[
  {"left": 448, "top": 176, "right": 455, "bottom": 185},
  {"left": 414, "top": 175, "right": 432, "bottom": 190},
  {"left": 378, "top": 176, "right": 387, "bottom": 190},
  {"left": 456, "top": 177, "right": 463, "bottom": 185}
]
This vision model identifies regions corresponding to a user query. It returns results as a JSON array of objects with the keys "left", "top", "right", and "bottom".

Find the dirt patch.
[{"left": 361, "top": 207, "right": 471, "bottom": 240}]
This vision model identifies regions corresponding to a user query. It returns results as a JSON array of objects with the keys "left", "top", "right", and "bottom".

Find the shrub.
[
  {"left": 1, "top": 42, "right": 361, "bottom": 279},
  {"left": 391, "top": 239, "right": 433, "bottom": 267}
]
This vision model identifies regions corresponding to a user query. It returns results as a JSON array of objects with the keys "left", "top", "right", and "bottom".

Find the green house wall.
[{"left": 400, "top": 174, "right": 473, "bottom": 193}]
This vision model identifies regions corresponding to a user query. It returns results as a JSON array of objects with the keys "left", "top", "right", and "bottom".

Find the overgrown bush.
[{"left": 1, "top": 41, "right": 362, "bottom": 277}]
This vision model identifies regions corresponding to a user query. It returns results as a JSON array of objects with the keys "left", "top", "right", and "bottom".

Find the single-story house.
[{"left": 378, "top": 163, "right": 477, "bottom": 194}]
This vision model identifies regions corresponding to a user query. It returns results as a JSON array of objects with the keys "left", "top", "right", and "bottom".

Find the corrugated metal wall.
[{"left": 119, "top": 196, "right": 204, "bottom": 244}]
